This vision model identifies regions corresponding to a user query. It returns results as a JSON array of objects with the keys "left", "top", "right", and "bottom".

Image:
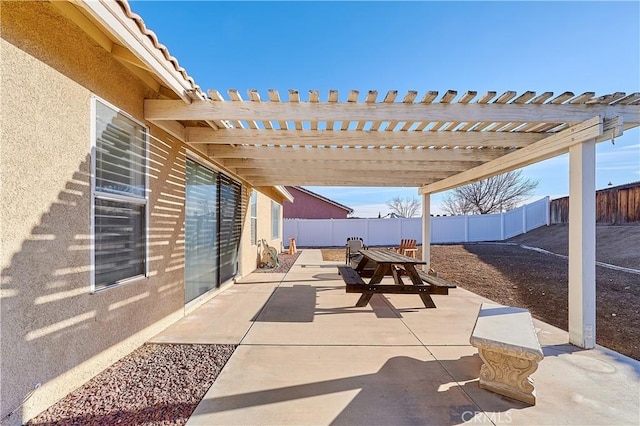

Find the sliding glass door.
[
  {"left": 184, "top": 158, "right": 243, "bottom": 303},
  {"left": 184, "top": 159, "right": 218, "bottom": 303},
  {"left": 218, "top": 174, "right": 242, "bottom": 283}
]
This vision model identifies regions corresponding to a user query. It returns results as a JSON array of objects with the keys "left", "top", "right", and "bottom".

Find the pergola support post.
[
  {"left": 422, "top": 193, "right": 431, "bottom": 271},
  {"left": 568, "top": 138, "right": 596, "bottom": 349}
]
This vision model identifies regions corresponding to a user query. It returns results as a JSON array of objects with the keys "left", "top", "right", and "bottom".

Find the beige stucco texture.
[
  {"left": 1, "top": 2, "right": 184, "bottom": 423},
  {"left": 239, "top": 187, "right": 284, "bottom": 278}
]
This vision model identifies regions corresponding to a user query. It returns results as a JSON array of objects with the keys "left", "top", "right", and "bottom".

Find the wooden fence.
[{"left": 550, "top": 181, "right": 640, "bottom": 224}]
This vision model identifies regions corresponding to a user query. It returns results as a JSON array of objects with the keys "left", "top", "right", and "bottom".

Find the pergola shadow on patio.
[{"left": 151, "top": 250, "right": 640, "bottom": 426}]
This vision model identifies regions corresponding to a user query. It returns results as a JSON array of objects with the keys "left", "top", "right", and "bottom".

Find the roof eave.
[
  {"left": 276, "top": 186, "right": 295, "bottom": 203},
  {"left": 75, "top": 0, "right": 202, "bottom": 103}
]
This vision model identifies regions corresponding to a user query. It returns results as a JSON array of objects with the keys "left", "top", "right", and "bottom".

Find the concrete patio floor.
[{"left": 151, "top": 250, "right": 640, "bottom": 425}]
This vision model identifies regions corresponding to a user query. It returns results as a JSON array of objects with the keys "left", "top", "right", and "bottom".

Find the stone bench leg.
[{"left": 476, "top": 346, "right": 541, "bottom": 405}]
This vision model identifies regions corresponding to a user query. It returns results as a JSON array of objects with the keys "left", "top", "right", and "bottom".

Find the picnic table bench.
[
  {"left": 415, "top": 269, "right": 456, "bottom": 294},
  {"left": 337, "top": 249, "right": 455, "bottom": 308}
]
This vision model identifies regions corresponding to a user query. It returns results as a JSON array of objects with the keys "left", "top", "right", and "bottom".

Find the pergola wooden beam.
[
  {"left": 208, "top": 145, "right": 508, "bottom": 162},
  {"left": 222, "top": 159, "right": 481, "bottom": 172},
  {"left": 150, "top": 119, "right": 186, "bottom": 142},
  {"left": 145, "top": 99, "right": 640, "bottom": 124},
  {"left": 241, "top": 169, "right": 453, "bottom": 180},
  {"left": 419, "top": 116, "right": 616, "bottom": 194},
  {"left": 246, "top": 177, "right": 437, "bottom": 187},
  {"left": 186, "top": 127, "right": 545, "bottom": 148}
]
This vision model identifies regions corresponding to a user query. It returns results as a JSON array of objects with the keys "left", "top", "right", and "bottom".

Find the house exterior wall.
[
  {"left": 0, "top": 2, "right": 280, "bottom": 423},
  {"left": 283, "top": 187, "right": 350, "bottom": 219},
  {"left": 239, "top": 189, "right": 284, "bottom": 275}
]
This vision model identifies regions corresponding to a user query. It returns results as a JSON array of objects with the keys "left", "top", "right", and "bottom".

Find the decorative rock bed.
[{"left": 28, "top": 344, "right": 236, "bottom": 426}]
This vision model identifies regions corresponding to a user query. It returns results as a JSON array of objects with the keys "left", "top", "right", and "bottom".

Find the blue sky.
[{"left": 131, "top": 1, "right": 640, "bottom": 217}]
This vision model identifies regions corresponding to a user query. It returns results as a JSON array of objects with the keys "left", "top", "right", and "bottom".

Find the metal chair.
[{"left": 345, "top": 237, "right": 366, "bottom": 265}]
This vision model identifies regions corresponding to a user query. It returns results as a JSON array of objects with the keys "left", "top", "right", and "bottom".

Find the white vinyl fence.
[{"left": 284, "top": 197, "right": 549, "bottom": 247}]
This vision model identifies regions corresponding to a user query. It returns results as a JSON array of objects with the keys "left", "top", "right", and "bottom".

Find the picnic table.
[{"left": 337, "top": 249, "right": 455, "bottom": 308}]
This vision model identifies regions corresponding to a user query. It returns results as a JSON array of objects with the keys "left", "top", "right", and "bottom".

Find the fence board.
[{"left": 550, "top": 182, "right": 640, "bottom": 224}]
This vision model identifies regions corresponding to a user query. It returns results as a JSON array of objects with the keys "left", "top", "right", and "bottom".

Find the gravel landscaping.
[
  {"left": 253, "top": 250, "right": 301, "bottom": 273},
  {"left": 28, "top": 344, "right": 236, "bottom": 426}
]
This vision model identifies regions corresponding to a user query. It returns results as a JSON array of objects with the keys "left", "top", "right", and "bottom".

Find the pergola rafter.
[
  {"left": 223, "top": 159, "right": 481, "bottom": 172},
  {"left": 208, "top": 145, "right": 507, "bottom": 162},
  {"left": 186, "top": 127, "right": 546, "bottom": 148}
]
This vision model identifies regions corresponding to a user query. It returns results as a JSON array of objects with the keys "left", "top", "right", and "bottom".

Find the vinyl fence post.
[
  {"left": 296, "top": 219, "right": 300, "bottom": 245},
  {"left": 330, "top": 218, "right": 334, "bottom": 247},
  {"left": 464, "top": 215, "right": 469, "bottom": 242},
  {"left": 422, "top": 194, "right": 431, "bottom": 270},
  {"left": 522, "top": 204, "right": 527, "bottom": 234},
  {"left": 365, "top": 218, "right": 370, "bottom": 246},
  {"left": 546, "top": 196, "right": 551, "bottom": 226}
]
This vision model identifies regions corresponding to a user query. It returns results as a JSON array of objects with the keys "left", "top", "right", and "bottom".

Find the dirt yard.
[{"left": 321, "top": 224, "right": 640, "bottom": 360}]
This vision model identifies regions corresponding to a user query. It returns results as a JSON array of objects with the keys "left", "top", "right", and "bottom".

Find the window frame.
[
  {"left": 271, "top": 201, "right": 281, "bottom": 240},
  {"left": 90, "top": 96, "right": 149, "bottom": 293},
  {"left": 250, "top": 190, "right": 258, "bottom": 246}
]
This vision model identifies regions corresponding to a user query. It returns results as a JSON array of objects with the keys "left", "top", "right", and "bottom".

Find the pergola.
[
  {"left": 145, "top": 89, "right": 638, "bottom": 186},
  {"left": 54, "top": 0, "right": 640, "bottom": 354},
  {"left": 145, "top": 89, "right": 640, "bottom": 351}
]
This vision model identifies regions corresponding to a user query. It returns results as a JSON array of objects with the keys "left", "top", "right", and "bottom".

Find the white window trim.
[
  {"left": 90, "top": 95, "right": 149, "bottom": 293},
  {"left": 271, "top": 201, "right": 281, "bottom": 240},
  {"left": 250, "top": 190, "right": 258, "bottom": 246}
]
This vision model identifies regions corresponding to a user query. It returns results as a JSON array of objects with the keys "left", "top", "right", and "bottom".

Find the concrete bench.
[{"left": 469, "top": 303, "right": 544, "bottom": 405}]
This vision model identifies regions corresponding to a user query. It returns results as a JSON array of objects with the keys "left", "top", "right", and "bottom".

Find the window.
[
  {"left": 250, "top": 191, "right": 257, "bottom": 245},
  {"left": 92, "top": 98, "right": 148, "bottom": 291},
  {"left": 271, "top": 201, "right": 281, "bottom": 239}
]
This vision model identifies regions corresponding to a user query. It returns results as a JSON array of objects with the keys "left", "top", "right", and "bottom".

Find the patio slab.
[
  {"left": 242, "top": 289, "right": 420, "bottom": 346},
  {"left": 383, "top": 287, "right": 488, "bottom": 346},
  {"left": 149, "top": 290, "right": 274, "bottom": 344},
  {"left": 427, "top": 343, "right": 640, "bottom": 425},
  {"left": 235, "top": 272, "right": 287, "bottom": 286},
  {"left": 151, "top": 250, "right": 639, "bottom": 425},
  {"left": 188, "top": 345, "right": 494, "bottom": 426}
]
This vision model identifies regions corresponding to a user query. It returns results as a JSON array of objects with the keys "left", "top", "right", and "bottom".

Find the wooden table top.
[{"left": 358, "top": 248, "right": 426, "bottom": 265}]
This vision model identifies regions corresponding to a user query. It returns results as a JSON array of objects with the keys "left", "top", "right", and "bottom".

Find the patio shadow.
[
  {"left": 191, "top": 354, "right": 524, "bottom": 425},
  {"left": 252, "top": 286, "right": 409, "bottom": 322},
  {"left": 253, "top": 285, "right": 317, "bottom": 323}
]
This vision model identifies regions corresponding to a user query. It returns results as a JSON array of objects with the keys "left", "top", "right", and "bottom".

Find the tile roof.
[{"left": 116, "top": 0, "right": 204, "bottom": 98}]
